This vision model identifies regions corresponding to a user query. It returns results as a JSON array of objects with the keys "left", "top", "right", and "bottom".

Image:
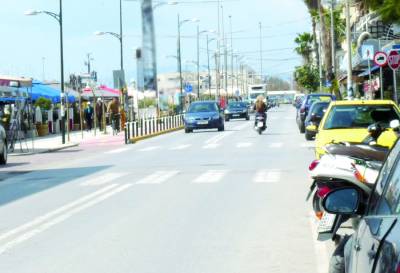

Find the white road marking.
[
  {"left": 136, "top": 171, "right": 179, "bottom": 184},
  {"left": 308, "top": 212, "right": 330, "bottom": 273},
  {"left": 301, "top": 142, "right": 314, "bottom": 148},
  {"left": 253, "top": 170, "right": 281, "bottom": 183},
  {"left": 236, "top": 142, "right": 253, "bottom": 148},
  {"left": 202, "top": 143, "right": 220, "bottom": 149},
  {"left": 0, "top": 183, "right": 131, "bottom": 254},
  {"left": 204, "top": 131, "right": 234, "bottom": 145},
  {"left": 193, "top": 170, "right": 227, "bottom": 183},
  {"left": 233, "top": 123, "right": 250, "bottom": 130},
  {"left": 139, "top": 146, "right": 161, "bottom": 152},
  {"left": 169, "top": 144, "right": 191, "bottom": 150},
  {"left": 80, "top": 172, "right": 127, "bottom": 186},
  {"left": 269, "top": 142, "right": 283, "bottom": 148},
  {"left": 104, "top": 147, "right": 130, "bottom": 154}
]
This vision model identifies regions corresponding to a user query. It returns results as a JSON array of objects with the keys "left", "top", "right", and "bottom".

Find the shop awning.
[
  {"left": 357, "top": 65, "right": 380, "bottom": 77},
  {"left": 31, "top": 81, "right": 75, "bottom": 103}
]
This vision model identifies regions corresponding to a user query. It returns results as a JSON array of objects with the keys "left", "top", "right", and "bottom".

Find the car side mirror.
[
  {"left": 322, "top": 188, "right": 360, "bottom": 215},
  {"left": 390, "top": 119, "right": 400, "bottom": 131}
]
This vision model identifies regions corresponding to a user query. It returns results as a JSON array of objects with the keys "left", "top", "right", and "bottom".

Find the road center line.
[
  {"left": 104, "top": 147, "right": 131, "bottom": 154},
  {"left": 0, "top": 184, "right": 132, "bottom": 255}
]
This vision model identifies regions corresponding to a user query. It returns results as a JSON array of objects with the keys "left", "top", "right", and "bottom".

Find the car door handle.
[{"left": 354, "top": 244, "right": 361, "bottom": 252}]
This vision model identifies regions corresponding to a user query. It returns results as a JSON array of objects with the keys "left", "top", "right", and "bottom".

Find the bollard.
[
  {"left": 127, "top": 122, "right": 131, "bottom": 140},
  {"left": 124, "top": 127, "right": 128, "bottom": 144}
]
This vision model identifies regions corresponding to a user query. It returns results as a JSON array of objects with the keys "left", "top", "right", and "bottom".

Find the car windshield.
[
  {"left": 188, "top": 102, "right": 218, "bottom": 113},
  {"left": 228, "top": 102, "right": 246, "bottom": 109},
  {"left": 308, "top": 95, "right": 332, "bottom": 105},
  {"left": 310, "top": 103, "right": 329, "bottom": 116},
  {"left": 324, "top": 105, "right": 400, "bottom": 130}
]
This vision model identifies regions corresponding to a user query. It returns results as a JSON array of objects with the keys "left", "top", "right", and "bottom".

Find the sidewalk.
[{"left": 9, "top": 127, "right": 122, "bottom": 156}]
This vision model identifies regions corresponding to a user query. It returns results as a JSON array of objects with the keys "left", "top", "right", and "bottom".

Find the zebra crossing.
[{"left": 80, "top": 169, "right": 283, "bottom": 187}]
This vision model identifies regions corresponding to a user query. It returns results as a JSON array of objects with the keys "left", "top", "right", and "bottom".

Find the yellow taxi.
[{"left": 315, "top": 100, "right": 400, "bottom": 158}]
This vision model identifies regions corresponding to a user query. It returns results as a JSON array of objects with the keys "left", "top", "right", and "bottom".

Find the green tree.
[
  {"left": 294, "top": 32, "right": 314, "bottom": 64},
  {"left": 355, "top": 0, "right": 400, "bottom": 23},
  {"left": 294, "top": 64, "right": 320, "bottom": 92}
]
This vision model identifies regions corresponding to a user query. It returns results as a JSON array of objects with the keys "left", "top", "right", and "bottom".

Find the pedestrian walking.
[
  {"left": 96, "top": 98, "right": 104, "bottom": 130},
  {"left": 84, "top": 102, "right": 94, "bottom": 131}
]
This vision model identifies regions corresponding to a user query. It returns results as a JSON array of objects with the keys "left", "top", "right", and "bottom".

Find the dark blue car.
[
  {"left": 296, "top": 93, "right": 335, "bottom": 133},
  {"left": 184, "top": 101, "right": 225, "bottom": 133}
]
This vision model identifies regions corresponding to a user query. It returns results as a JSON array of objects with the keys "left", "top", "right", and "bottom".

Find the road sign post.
[
  {"left": 388, "top": 50, "right": 400, "bottom": 104},
  {"left": 374, "top": 51, "right": 388, "bottom": 100}
]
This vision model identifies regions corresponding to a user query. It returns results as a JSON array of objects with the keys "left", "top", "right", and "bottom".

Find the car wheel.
[
  {"left": 218, "top": 126, "right": 224, "bottom": 131},
  {"left": 245, "top": 115, "right": 250, "bottom": 121},
  {"left": 184, "top": 128, "right": 192, "bottom": 133},
  {"left": 0, "top": 142, "right": 7, "bottom": 165},
  {"left": 305, "top": 130, "right": 314, "bottom": 141},
  {"left": 225, "top": 117, "right": 230, "bottom": 122}
]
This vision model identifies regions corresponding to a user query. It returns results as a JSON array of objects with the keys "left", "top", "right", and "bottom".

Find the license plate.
[
  {"left": 233, "top": 114, "right": 240, "bottom": 117},
  {"left": 257, "top": 121, "right": 264, "bottom": 127},
  {"left": 197, "top": 120, "right": 208, "bottom": 125},
  {"left": 317, "top": 212, "right": 337, "bottom": 241}
]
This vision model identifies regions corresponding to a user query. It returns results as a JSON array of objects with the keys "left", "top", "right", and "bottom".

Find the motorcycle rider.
[{"left": 254, "top": 95, "right": 267, "bottom": 128}]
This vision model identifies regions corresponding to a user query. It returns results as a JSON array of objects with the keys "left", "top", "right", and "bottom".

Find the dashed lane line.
[
  {"left": 80, "top": 172, "right": 128, "bottom": 186},
  {"left": 253, "top": 170, "right": 281, "bottom": 183},
  {"left": 193, "top": 170, "right": 228, "bottom": 183},
  {"left": 236, "top": 142, "right": 253, "bottom": 148},
  {"left": 169, "top": 144, "right": 192, "bottom": 150},
  {"left": 104, "top": 147, "right": 131, "bottom": 154},
  {"left": 135, "top": 171, "right": 179, "bottom": 184},
  {"left": 138, "top": 146, "right": 161, "bottom": 152}
]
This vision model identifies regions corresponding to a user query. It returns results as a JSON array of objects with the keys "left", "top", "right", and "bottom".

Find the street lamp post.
[
  {"left": 197, "top": 29, "right": 215, "bottom": 100},
  {"left": 207, "top": 37, "right": 216, "bottom": 98},
  {"left": 25, "top": 0, "right": 66, "bottom": 144},
  {"left": 177, "top": 15, "right": 199, "bottom": 113}
]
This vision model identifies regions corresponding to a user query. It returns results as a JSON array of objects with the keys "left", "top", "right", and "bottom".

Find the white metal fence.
[{"left": 124, "top": 114, "right": 184, "bottom": 144}]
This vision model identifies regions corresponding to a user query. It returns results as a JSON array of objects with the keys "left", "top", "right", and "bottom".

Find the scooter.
[{"left": 254, "top": 113, "right": 266, "bottom": 135}]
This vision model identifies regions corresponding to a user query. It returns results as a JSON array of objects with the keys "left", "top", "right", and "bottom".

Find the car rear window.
[
  {"left": 311, "top": 103, "right": 329, "bottom": 116},
  {"left": 323, "top": 105, "right": 400, "bottom": 130},
  {"left": 307, "top": 96, "right": 332, "bottom": 105},
  {"left": 228, "top": 102, "right": 246, "bottom": 108}
]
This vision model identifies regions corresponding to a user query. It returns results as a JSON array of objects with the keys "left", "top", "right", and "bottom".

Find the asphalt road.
[{"left": 0, "top": 105, "right": 327, "bottom": 273}]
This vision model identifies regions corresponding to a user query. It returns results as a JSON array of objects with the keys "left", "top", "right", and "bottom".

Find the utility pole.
[
  {"left": 196, "top": 25, "right": 200, "bottom": 99},
  {"left": 216, "top": 0, "right": 221, "bottom": 101},
  {"left": 345, "top": 0, "right": 353, "bottom": 98},
  {"left": 259, "top": 22, "right": 263, "bottom": 83},
  {"left": 206, "top": 35, "right": 212, "bottom": 98},
  {"left": 229, "top": 15, "right": 234, "bottom": 95},
  {"left": 317, "top": 2, "right": 324, "bottom": 92},
  {"left": 221, "top": 5, "right": 228, "bottom": 100},
  {"left": 177, "top": 14, "right": 184, "bottom": 112},
  {"left": 86, "top": 53, "right": 92, "bottom": 74},
  {"left": 330, "top": 0, "right": 336, "bottom": 76}
]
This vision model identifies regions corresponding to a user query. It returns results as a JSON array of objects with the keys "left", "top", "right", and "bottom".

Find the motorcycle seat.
[{"left": 325, "top": 144, "right": 388, "bottom": 162}]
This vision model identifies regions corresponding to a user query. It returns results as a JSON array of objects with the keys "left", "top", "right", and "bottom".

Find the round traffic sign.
[
  {"left": 388, "top": 50, "right": 400, "bottom": 70},
  {"left": 374, "top": 51, "right": 388, "bottom": 67}
]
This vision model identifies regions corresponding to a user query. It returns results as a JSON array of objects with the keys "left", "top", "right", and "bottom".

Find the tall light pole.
[
  {"left": 330, "top": 0, "right": 336, "bottom": 77},
  {"left": 229, "top": 15, "right": 234, "bottom": 95},
  {"left": 177, "top": 15, "right": 199, "bottom": 113},
  {"left": 197, "top": 29, "right": 215, "bottom": 99},
  {"left": 207, "top": 37, "right": 216, "bottom": 98},
  {"left": 25, "top": 0, "right": 66, "bottom": 144},
  {"left": 345, "top": 0, "right": 353, "bottom": 98},
  {"left": 259, "top": 22, "right": 263, "bottom": 83}
]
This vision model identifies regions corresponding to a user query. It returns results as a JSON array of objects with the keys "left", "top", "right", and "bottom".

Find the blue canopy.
[{"left": 31, "top": 81, "right": 75, "bottom": 103}]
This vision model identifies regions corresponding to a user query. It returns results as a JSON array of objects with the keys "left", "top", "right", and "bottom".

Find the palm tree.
[
  {"left": 294, "top": 32, "right": 314, "bottom": 64},
  {"left": 304, "top": 0, "right": 320, "bottom": 69}
]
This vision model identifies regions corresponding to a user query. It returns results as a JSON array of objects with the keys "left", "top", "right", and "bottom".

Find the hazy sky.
[{"left": 0, "top": 0, "right": 311, "bottom": 86}]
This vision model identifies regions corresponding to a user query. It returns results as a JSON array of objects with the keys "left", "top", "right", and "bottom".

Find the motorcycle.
[{"left": 254, "top": 113, "right": 266, "bottom": 135}]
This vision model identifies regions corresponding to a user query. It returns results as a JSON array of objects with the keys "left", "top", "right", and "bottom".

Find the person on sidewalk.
[
  {"left": 95, "top": 98, "right": 104, "bottom": 131},
  {"left": 107, "top": 98, "right": 120, "bottom": 132},
  {"left": 84, "top": 102, "right": 94, "bottom": 131}
]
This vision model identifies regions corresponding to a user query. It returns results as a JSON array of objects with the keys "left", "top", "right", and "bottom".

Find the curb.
[
  {"left": 9, "top": 143, "right": 80, "bottom": 156},
  {"left": 130, "top": 127, "right": 184, "bottom": 143}
]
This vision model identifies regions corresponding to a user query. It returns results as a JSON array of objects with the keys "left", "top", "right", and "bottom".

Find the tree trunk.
[
  {"left": 318, "top": 0, "right": 332, "bottom": 82},
  {"left": 311, "top": 17, "right": 320, "bottom": 69}
]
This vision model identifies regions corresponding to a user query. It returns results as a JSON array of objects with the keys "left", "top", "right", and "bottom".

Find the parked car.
[
  {"left": 296, "top": 93, "right": 335, "bottom": 133},
  {"left": 321, "top": 136, "right": 400, "bottom": 273},
  {"left": 315, "top": 100, "right": 400, "bottom": 159},
  {"left": 184, "top": 101, "right": 224, "bottom": 133},
  {"left": 224, "top": 101, "right": 250, "bottom": 121},
  {"left": 0, "top": 123, "right": 7, "bottom": 164},
  {"left": 304, "top": 101, "right": 330, "bottom": 140}
]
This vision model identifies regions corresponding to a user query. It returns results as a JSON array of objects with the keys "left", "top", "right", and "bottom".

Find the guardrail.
[{"left": 124, "top": 114, "right": 184, "bottom": 144}]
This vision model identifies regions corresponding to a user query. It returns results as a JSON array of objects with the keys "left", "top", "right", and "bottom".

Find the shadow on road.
[{"left": 0, "top": 165, "right": 112, "bottom": 207}]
